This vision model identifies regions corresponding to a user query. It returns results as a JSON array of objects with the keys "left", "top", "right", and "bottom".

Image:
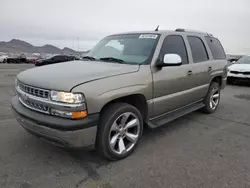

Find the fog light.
[{"left": 50, "top": 108, "right": 87, "bottom": 119}]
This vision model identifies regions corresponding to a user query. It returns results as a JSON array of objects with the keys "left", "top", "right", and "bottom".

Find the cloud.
[{"left": 0, "top": 0, "right": 250, "bottom": 53}]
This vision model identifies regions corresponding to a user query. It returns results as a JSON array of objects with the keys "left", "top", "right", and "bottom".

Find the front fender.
[
  {"left": 73, "top": 83, "right": 152, "bottom": 114},
  {"left": 71, "top": 66, "right": 153, "bottom": 114},
  {"left": 98, "top": 84, "right": 149, "bottom": 107}
]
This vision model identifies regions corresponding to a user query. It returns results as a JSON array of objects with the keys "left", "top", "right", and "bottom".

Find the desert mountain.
[{"left": 0, "top": 39, "right": 80, "bottom": 54}]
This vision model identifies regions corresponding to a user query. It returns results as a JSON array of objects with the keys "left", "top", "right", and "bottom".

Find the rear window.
[{"left": 205, "top": 37, "right": 226, "bottom": 60}]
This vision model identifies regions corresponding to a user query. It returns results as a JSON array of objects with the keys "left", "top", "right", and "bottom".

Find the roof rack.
[{"left": 175, "top": 28, "right": 213, "bottom": 36}]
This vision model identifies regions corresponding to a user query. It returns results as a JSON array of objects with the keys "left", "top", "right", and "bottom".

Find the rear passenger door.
[{"left": 185, "top": 35, "right": 211, "bottom": 100}]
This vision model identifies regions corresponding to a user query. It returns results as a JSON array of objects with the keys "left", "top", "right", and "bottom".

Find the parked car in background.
[
  {"left": 35, "top": 55, "right": 77, "bottom": 66},
  {"left": 70, "top": 55, "right": 81, "bottom": 60},
  {"left": 0, "top": 55, "right": 8, "bottom": 63},
  {"left": 26, "top": 57, "right": 39, "bottom": 64},
  {"left": 12, "top": 29, "right": 227, "bottom": 160},
  {"left": 227, "top": 55, "right": 250, "bottom": 84},
  {"left": 34, "top": 57, "right": 44, "bottom": 64},
  {"left": 7, "top": 54, "right": 27, "bottom": 64},
  {"left": 25, "top": 56, "right": 44, "bottom": 64}
]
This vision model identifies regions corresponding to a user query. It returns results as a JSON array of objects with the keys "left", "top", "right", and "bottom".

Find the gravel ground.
[{"left": 1, "top": 64, "right": 250, "bottom": 188}]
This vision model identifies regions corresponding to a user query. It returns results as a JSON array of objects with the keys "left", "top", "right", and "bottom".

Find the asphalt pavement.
[{"left": 1, "top": 64, "right": 250, "bottom": 188}]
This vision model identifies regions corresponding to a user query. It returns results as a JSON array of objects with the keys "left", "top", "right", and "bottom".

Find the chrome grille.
[
  {"left": 16, "top": 81, "right": 86, "bottom": 117},
  {"left": 17, "top": 81, "right": 50, "bottom": 114},
  {"left": 230, "top": 71, "right": 239, "bottom": 74},
  {"left": 18, "top": 82, "right": 49, "bottom": 98},
  {"left": 230, "top": 71, "right": 250, "bottom": 75},
  {"left": 19, "top": 96, "right": 49, "bottom": 113},
  {"left": 243, "top": 72, "right": 250, "bottom": 75}
]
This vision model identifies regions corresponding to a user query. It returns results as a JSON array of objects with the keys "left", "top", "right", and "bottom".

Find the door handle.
[
  {"left": 187, "top": 70, "right": 193, "bottom": 76},
  {"left": 208, "top": 66, "right": 212, "bottom": 72}
]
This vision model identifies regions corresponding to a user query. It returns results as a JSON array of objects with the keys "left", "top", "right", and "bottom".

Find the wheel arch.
[
  {"left": 100, "top": 94, "right": 149, "bottom": 122},
  {"left": 210, "top": 75, "right": 222, "bottom": 86}
]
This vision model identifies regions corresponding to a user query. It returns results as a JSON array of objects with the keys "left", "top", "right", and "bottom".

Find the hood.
[
  {"left": 229, "top": 63, "right": 250, "bottom": 71},
  {"left": 17, "top": 60, "right": 139, "bottom": 91}
]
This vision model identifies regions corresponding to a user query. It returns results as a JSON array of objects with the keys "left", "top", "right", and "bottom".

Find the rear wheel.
[
  {"left": 96, "top": 103, "right": 143, "bottom": 160},
  {"left": 201, "top": 82, "right": 221, "bottom": 114}
]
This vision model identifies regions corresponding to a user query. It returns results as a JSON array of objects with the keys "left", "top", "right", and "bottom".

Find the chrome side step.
[{"left": 147, "top": 101, "right": 205, "bottom": 128}]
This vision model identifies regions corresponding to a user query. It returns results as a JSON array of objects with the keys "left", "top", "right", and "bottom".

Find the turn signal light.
[{"left": 72, "top": 111, "right": 88, "bottom": 119}]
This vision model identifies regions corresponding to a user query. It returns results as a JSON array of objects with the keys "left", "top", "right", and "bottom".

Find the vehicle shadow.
[{"left": 142, "top": 112, "right": 195, "bottom": 141}]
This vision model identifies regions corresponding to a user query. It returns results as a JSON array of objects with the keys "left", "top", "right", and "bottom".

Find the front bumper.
[
  {"left": 227, "top": 72, "right": 250, "bottom": 83},
  {"left": 227, "top": 76, "right": 250, "bottom": 83},
  {"left": 11, "top": 96, "right": 99, "bottom": 148}
]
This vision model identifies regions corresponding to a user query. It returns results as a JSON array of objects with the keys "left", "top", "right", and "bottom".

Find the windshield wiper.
[
  {"left": 82, "top": 56, "right": 96, "bottom": 61},
  {"left": 99, "top": 57, "right": 124, "bottom": 63}
]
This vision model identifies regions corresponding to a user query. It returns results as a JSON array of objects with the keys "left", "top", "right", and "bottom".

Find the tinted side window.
[
  {"left": 160, "top": 35, "right": 188, "bottom": 64},
  {"left": 205, "top": 37, "right": 226, "bottom": 59},
  {"left": 187, "top": 36, "right": 208, "bottom": 63}
]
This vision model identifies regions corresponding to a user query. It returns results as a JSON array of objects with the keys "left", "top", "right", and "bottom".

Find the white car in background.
[
  {"left": 0, "top": 55, "right": 8, "bottom": 63},
  {"left": 227, "top": 55, "right": 250, "bottom": 83}
]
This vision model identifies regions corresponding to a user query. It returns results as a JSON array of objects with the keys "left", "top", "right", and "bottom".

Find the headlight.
[{"left": 50, "top": 91, "right": 85, "bottom": 104}]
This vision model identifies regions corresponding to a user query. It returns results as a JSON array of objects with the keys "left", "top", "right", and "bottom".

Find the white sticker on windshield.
[{"left": 139, "top": 34, "right": 158, "bottom": 39}]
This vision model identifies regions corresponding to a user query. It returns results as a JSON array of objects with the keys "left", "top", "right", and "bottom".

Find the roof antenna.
[{"left": 155, "top": 25, "right": 159, "bottom": 31}]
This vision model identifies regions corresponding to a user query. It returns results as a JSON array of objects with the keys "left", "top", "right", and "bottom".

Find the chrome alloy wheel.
[
  {"left": 209, "top": 86, "right": 220, "bottom": 110},
  {"left": 109, "top": 112, "right": 140, "bottom": 155}
]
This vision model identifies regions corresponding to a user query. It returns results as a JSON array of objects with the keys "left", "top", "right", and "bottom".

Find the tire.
[
  {"left": 96, "top": 103, "right": 143, "bottom": 161},
  {"left": 201, "top": 82, "right": 221, "bottom": 114}
]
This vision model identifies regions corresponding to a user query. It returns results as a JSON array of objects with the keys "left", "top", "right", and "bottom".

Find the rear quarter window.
[
  {"left": 187, "top": 36, "right": 209, "bottom": 63},
  {"left": 205, "top": 37, "right": 226, "bottom": 60}
]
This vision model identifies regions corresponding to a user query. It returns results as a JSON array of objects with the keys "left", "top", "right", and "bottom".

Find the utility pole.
[{"left": 77, "top": 37, "right": 79, "bottom": 52}]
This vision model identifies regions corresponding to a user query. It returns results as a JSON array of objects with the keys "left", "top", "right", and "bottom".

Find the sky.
[{"left": 1, "top": 0, "right": 250, "bottom": 54}]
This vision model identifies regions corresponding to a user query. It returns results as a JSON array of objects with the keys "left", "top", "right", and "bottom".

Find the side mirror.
[
  {"left": 157, "top": 54, "right": 182, "bottom": 67},
  {"left": 163, "top": 54, "right": 182, "bottom": 66}
]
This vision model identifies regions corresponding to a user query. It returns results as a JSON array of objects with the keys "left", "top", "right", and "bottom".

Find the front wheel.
[
  {"left": 201, "top": 82, "right": 221, "bottom": 114},
  {"left": 96, "top": 103, "right": 143, "bottom": 161}
]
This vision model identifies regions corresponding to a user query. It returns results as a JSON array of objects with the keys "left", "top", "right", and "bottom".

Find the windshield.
[
  {"left": 88, "top": 34, "right": 159, "bottom": 64},
  {"left": 237, "top": 56, "right": 250, "bottom": 64}
]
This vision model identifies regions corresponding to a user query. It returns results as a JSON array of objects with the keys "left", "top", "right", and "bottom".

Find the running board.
[{"left": 147, "top": 102, "right": 205, "bottom": 129}]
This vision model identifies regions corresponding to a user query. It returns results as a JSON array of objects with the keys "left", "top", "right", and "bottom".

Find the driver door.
[{"left": 152, "top": 35, "right": 195, "bottom": 117}]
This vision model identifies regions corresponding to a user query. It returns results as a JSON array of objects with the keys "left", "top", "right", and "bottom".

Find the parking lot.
[{"left": 1, "top": 64, "right": 250, "bottom": 188}]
